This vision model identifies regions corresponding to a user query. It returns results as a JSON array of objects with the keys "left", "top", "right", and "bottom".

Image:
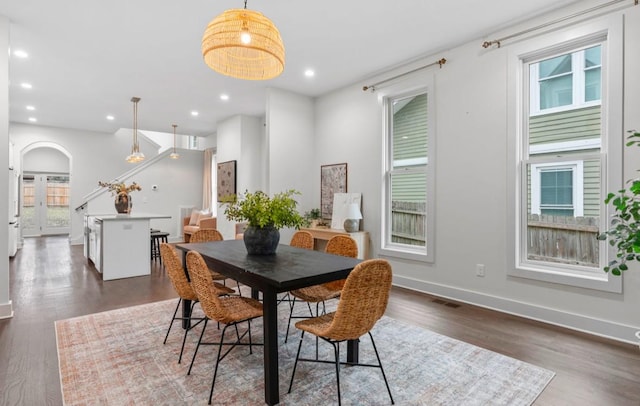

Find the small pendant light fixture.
[
  {"left": 169, "top": 124, "right": 180, "bottom": 159},
  {"left": 126, "top": 97, "right": 145, "bottom": 163},
  {"left": 201, "top": 0, "right": 285, "bottom": 80}
]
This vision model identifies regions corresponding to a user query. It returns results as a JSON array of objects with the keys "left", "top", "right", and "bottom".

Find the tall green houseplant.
[{"left": 598, "top": 130, "right": 640, "bottom": 275}]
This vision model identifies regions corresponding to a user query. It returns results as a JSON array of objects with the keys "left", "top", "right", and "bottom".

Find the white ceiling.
[{"left": 0, "top": 0, "right": 581, "bottom": 137}]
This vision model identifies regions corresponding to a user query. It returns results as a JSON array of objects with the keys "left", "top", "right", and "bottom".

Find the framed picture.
[
  {"left": 321, "top": 163, "right": 347, "bottom": 219},
  {"left": 217, "top": 160, "right": 237, "bottom": 202}
]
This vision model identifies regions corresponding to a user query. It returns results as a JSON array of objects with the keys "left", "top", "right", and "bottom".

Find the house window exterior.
[
  {"left": 507, "top": 15, "right": 623, "bottom": 292},
  {"left": 381, "top": 87, "right": 435, "bottom": 262}
]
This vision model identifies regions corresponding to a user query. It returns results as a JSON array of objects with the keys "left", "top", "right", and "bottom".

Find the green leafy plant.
[
  {"left": 597, "top": 130, "right": 640, "bottom": 275},
  {"left": 223, "top": 189, "right": 304, "bottom": 229}
]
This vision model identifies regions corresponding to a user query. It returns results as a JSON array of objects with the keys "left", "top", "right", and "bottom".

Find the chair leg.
[
  {"left": 208, "top": 324, "right": 231, "bottom": 405},
  {"left": 285, "top": 296, "right": 298, "bottom": 343},
  {"left": 332, "top": 341, "right": 342, "bottom": 406},
  {"left": 163, "top": 298, "right": 182, "bottom": 344},
  {"left": 188, "top": 318, "right": 209, "bottom": 375},
  {"left": 288, "top": 331, "right": 305, "bottom": 394},
  {"left": 369, "top": 332, "right": 395, "bottom": 405},
  {"left": 178, "top": 301, "right": 198, "bottom": 364}
]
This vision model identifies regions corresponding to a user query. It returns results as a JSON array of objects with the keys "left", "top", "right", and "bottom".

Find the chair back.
[
  {"left": 323, "top": 259, "right": 392, "bottom": 341},
  {"left": 160, "top": 243, "right": 196, "bottom": 300},
  {"left": 325, "top": 235, "right": 358, "bottom": 258},
  {"left": 190, "top": 229, "right": 224, "bottom": 243},
  {"left": 323, "top": 235, "right": 358, "bottom": 291},
  {"left": 186, "top": 250, "right": 228, "bottom": 322},
  {"left": 290, "top": 230, "right": 314, "bottom": 250}
]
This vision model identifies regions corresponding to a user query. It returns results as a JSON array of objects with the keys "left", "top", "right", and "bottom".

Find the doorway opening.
[{"left": 21, "top": 173, "right": 71, "bottom": 237}]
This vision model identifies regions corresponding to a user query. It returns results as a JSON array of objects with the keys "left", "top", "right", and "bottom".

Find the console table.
[{"left": 299, "top": 227, "right": 369, "bottom": 259}]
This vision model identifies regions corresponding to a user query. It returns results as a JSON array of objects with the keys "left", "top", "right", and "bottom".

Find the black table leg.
[
  {"left": 347, "top": 338, "right": 359, "bottom": 364},
  {"left": 181, "top": 250, "right": 191, "bottom": 329},
  {"left": 262, "top": 289, "right": 280, "bottom": 405}
]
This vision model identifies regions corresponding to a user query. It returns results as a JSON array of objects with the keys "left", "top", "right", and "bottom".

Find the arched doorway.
[{"left": 21, "top": 143, "right": 72, "bottom": 237}]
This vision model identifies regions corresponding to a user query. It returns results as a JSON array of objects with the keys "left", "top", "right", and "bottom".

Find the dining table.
[{"left": 175, "top": 239, "right": 362, "bottom": 405}]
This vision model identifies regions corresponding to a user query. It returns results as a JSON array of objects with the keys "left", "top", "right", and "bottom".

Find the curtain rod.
[
  {"left": 362, "top": 58, "right": 447, "bottom": 92},
  {"left": 482, "top": 0, "right": 638, "bottom": 49}
]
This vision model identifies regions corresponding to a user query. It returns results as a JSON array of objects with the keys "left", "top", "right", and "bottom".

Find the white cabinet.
[{"left": 299, "top": 228, "right": 370, "bottom": 259}]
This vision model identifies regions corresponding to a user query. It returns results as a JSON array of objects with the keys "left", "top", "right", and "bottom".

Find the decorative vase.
[
  {"left": 243, "top": 225, "right": 280, "bottom": 255},
  {"left": 114, "top": 192, "right": 132, "bottom": 214}
]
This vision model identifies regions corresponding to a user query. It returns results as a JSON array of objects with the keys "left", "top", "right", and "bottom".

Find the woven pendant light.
[{"left": 202, "top": 4, "right": 285, "bottom": 80}]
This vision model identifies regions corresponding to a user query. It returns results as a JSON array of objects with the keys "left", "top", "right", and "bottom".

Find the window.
[
  {"left": 530, "top": 45, "right": 601, "bottom": 115},
  {"left": 530, "top": 161, "right": 583, "bottom": 217},
  {"left": 381, "top": 87, "right": 435, "bottom": 262},
  {"left": 508, "top": 16, "right": 623, "bottom": 292}
]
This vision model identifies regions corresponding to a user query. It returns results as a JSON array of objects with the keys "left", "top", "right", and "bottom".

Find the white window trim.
[
  {"left": 530, "top": 160, "right": 584, "bottom": 216},
  {"left": 529, "top": 46, "right": 602, "bottom": 116},
  {"left": 380, "top": 81, "right": 435, "bottom": 263},
  {"left": 506, "top": 14, "right": 623, "bottom": 293},
  {"left": 530, "top": 138, "right": 600, "bottom": 154}
]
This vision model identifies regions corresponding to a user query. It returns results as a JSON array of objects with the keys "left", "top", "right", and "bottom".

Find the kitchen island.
[{"left": 84, "top": 213, "right": 171, "bottom": 281}]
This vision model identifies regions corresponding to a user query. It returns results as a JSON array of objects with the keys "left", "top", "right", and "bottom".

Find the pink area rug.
[{"left": 55, "top": 299, "right": 554, "bottom": 405}]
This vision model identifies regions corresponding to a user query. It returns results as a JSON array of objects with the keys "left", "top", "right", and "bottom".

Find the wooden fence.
[
  {"left": 391, "top": 201, "right": 426, "bottom": 246},
  {"left": 527, "top": 214, "right": 599, "bottom": 267},
  {"left": 22, "top": 183, "right": 70, "bottom": 207}
]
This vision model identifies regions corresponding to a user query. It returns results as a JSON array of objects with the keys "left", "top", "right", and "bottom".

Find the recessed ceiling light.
[
  {"left": 191, "top": 111, "right": 199, "bottom": 116},
  {"left": 28, "top": 117, "right": 37, "bottom": 122},
  {"left": 21, "top": 82, "right": 33, "bottom": 89},
  {"left": 220, "top": 94, "right": 229, "bottom": 101},
  {"left": 304, "top": 69, "right": 315, "bottom": 77},
  {"left": 26, "top": 105, "right": 35, "bottom": 111},
  {"left": 106, "top": 115, "right": 115, "bottom": 120},
  {"left": 13, "top": 50, "right": 28, "bottom": 58}
]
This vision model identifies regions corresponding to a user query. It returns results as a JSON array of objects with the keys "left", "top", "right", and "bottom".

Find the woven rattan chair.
[
  {"left": 189, "top": 228, "right": 242, "bottom": 295},
  {"left": 284, "top": 235, "right": 358, "bottom": 343},
  {"left": 159, "top": 243, "right": 234, "bottom": 363},
  {"left": 288, "top": 259, "right": 394, "bottom": 405},
  {"left": 186, "top": 250, "right": 264, "bottom": 405},
  {"left": 290, "top": 230, "right": 314, "bottom": 250}
]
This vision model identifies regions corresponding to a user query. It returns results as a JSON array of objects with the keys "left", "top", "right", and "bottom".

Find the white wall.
[
  {"left": 266, "top": 88, "right": 316, "bottom": 243},
  {"left": 308, "top": 4, "right": 640, "bottom": 342},
  {"left": 23, "top": 147, "right": 69, "bottom": 173},
  {"left": 0, "top": 16, "right": 11, "bottom": 319},
  {"left": 215, "top": 114, "right": 265, "bottom": 240}
]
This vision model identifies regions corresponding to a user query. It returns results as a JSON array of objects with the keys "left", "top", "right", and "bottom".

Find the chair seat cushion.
[{"left": 184, "top": 225, "right": 200, "bottom": 234}]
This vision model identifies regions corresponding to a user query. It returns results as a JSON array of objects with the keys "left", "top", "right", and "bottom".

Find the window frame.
[
  {"left": 530, "top": 160, "right": 584, "bottom": 217},
  {"left": 530, "top": 45, "right": 602, "bottom": 116},
  {"left": 380, "top": 83, "right": 436, "bottom": 263},
  {"left": 507, "top": 15, "right": 623, "bottom": 293}
]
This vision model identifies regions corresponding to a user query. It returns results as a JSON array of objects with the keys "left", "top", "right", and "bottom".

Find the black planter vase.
[{"left": 243, "top": 225, "right": 280, "bottom": 255}]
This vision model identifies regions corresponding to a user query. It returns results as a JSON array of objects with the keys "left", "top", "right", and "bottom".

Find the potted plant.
[
  {"left": 224, "top": 189, "right": 304, "bottom": 255},
  {"left": 598, "top": 130, "right": 640, "bottom": 275},
  {"left": 303, "top": 208, "right": 323, "bottom": 228},
  {"left": 98, "top": 180, "right": 142, "bottom": 214}
]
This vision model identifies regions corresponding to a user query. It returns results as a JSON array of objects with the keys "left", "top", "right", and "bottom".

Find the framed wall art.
[
  {"left": 320, "top": 163, "right": 347, "bottom": 219},
  {"left": 217, "top": 160, "right": 237, "bottom": 202}
]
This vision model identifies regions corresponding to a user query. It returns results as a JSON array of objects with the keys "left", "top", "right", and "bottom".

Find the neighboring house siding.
[
  {"left": 528, "top": 105, "right": 601, "bottom": 216},
  {"left": 530, "top": 105, "right": 600, "bottom": 145},
  {"left": 393, "top": 94, "right": 427, "bottom": 202}
]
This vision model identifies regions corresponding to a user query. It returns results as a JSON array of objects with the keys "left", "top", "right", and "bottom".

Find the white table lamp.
[{"left": 343, "top": 203, "right": 362, "bottom": 232}]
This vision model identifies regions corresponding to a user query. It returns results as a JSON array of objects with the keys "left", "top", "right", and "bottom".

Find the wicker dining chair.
[
  {"left": 290, "top": 230, "right": 314, "bottom": 250},
  {"left": 185, "top": 250, "right": 264, "bottom": 405},
  {"left": 159, "top": 243, "right": 234, "bottom": 363},
  {"left": 288, "top": 259, "right": 394, "bottom": 405},
  {"left": 189, "top": 228, "right": 243, "bottom": 295},
  {"left": 284, "top": 235, "right": 358, "bottom": 343}
]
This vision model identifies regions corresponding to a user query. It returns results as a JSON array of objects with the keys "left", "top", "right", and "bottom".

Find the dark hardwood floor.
[{"left": 0, "top": 236, "right": 638, "bottom": 405}]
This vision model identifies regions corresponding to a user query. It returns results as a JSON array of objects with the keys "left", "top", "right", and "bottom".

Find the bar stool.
[{"left": 151, "top": 231, "right": 169, "bottom": 262}]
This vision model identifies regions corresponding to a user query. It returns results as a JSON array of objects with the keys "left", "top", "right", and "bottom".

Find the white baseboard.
[
  {"left": 0, "top": 300, "right": 14, "bottom": 319},
  {"left": 393, "top": 275, "right": 639, "bottom": 345}
]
